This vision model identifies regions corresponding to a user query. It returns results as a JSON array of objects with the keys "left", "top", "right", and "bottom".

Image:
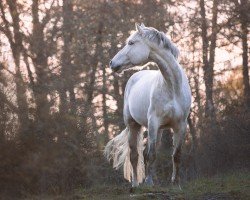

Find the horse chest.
[{"left": 149, "top": 93, "right": 184, "bottom": 127}]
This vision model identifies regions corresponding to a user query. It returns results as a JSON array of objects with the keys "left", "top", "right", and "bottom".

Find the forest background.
[{"left": 0, "top": 0, "right": 249, "bottom": 198}]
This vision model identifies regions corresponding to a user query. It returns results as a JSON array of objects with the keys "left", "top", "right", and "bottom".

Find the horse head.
[{"left": 109, "top": 23, "right": 150, "bottom": 73}]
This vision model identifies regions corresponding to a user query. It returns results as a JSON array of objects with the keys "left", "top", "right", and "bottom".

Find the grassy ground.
[{"left": 26, "top": 171, "right": 250, "bottom": 200}]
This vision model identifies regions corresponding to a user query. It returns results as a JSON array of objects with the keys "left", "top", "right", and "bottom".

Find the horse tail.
[
  {"left": 104, "top": 128, "right": 130, "bottom": 171},
  {"left": 104, "top": 127, "right": 145, "bottom": 183}
]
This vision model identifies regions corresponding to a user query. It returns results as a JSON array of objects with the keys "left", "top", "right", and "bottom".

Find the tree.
[
  {"left": 199, "top": 0, "right": 219, "bottom": 122},
  {"left": 0, "top": 0, "right": 29, "bottom": 135},
  {"left": 237, "top": 0, "right": 250, "bottom": 108}
]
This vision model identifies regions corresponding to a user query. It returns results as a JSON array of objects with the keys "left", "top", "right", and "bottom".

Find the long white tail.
[{"left": 104, "top": 128, "right": 145, "bottom": 184}]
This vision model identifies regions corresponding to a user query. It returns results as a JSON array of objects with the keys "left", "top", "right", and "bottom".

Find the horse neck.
[{"left": 149, "top": 48, "right": 182, "bottom": 96}]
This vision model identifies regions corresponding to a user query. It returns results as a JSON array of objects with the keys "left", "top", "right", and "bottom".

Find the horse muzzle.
[
  {"left": 112, "top": 66, "right": 122, "bottom": 73},
  {"left": 109, "top": 60, "right": 122, "bottom": 72}
]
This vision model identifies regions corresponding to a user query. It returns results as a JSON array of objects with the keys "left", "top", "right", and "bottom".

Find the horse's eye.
[{"left": 128, "top": 41, "right": 134, "bottom": 45}]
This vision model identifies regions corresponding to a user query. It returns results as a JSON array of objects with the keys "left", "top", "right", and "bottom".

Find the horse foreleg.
[{"left": 171, "top": 122, "right": 187, "bottom": 184}]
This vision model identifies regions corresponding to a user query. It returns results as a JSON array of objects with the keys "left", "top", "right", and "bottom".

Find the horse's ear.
[
  {"left": 135, "top": 23, "right": 140, "bottom": 31},
  {"left": 135, "top": 23, "right": 144, "bottom": 35},
  {"left": 141, "top": 23, "right": 145, "bottom": 28}
]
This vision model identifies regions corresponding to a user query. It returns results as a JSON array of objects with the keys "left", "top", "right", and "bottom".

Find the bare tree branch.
[{"left": 0, "top": 1, "right": 14, "bottom": 45}]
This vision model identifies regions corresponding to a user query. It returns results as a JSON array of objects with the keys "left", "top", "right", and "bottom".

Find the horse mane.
[{"left": 142, "top": 27, "right": 180, "bottom": 59}]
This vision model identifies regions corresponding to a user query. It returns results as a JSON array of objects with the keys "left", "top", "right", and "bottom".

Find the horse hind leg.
[
  {"left": 171, "top": 121, "right": 187, "bottom": 184},
  {"left": 128, "top": 120, "right": 142, "bottom": 188}
]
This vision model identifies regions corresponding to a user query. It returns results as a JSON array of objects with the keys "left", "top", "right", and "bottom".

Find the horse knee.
[
  {"left": 149, "top": 149, "right": 156, "bottom": 161},
  {"left": 172, "top": 147, "right": 181, "bottom": 164},
  {"left": 130, "top": 145, "right": 138, "bottom": 158},
  {"left": 147, "top": 143, "right": 156, "bottom": 164},
  {"left": 172, "top": 154, "right": 180, "bottom": 165},
  {"left": 129, "top": 145, "right": 138, "bottom": 168}
]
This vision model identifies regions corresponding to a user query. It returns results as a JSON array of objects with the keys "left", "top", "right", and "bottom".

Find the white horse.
[{"left": 104, "top": 23, "right": 191, "bottom": 188}]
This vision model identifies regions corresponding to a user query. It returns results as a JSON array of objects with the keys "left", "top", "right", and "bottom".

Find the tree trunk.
[
  {"left": 61, "top": 0, "right": 77, "bottom": 114},
  {"left": 102, "top": 64, "right": 109, "bottom": 139},
  {"left": 31, "top": 0, "right": 50, "bottom": 129},
  {"left": 200, "top": 0, "right": 218, "bottom": 121},
  {"left": 109, "top": 33, "right": 124, "bottom": 130},
  {"left": 0, "top": 91, "right": 7, "bottom": 142},
  {"left": 239, "top": 0, "right": 250, "bottom": 108},
  {"left": 4, "top": 0, "right": 30, "bottom": 134},
  {"left": 83, "top": 21, "right": 103, "bottom": 133}
]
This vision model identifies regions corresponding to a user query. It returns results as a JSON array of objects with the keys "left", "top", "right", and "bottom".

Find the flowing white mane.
[{"left": 140, "top": 27, "right": 180, "bottom": 59}]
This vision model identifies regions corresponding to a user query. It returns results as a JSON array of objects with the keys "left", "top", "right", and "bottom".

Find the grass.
[
  {"left": 26, "top": 170, "right": 250, "bottom": 199},
  {"left": 182, "top": 171, "right": 250, "bottom": 199},
  {"left": 80, "top": 171, "right": 250, "bottom": 200}
]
